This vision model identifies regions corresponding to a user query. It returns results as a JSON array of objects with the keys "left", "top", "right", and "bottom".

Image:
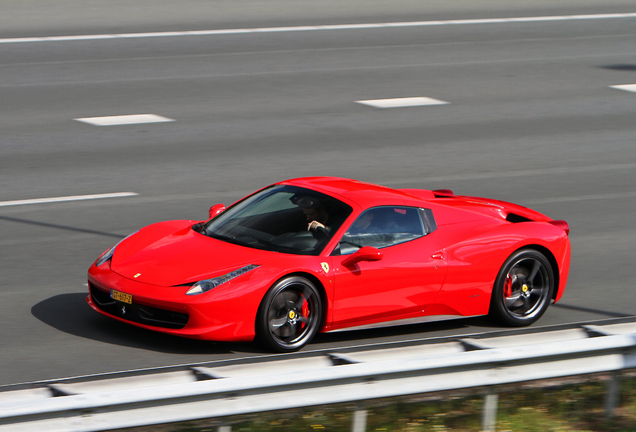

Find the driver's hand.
[{"left": 308, "top": 221, "right": 325, "bottom": 231}]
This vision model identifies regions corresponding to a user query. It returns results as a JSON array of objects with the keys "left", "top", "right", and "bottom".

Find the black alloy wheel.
[
  {"left": 257, "top": 276, "right": 323, "bottom": 352},
  {"left": 490, "top": 249, "right": 554, "bottom": 326}
]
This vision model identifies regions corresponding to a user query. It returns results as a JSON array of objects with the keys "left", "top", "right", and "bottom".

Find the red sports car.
[{"left": 87, "top": 177, "right": 570, "bottom": 352}]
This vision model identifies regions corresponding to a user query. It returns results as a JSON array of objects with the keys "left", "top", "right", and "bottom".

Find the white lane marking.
[
  {"left": 0, "top": 192, "right": 139, "bottom": 207},
  {"left": 610, "top": 84, "right": 636, "bottom": 93},
  {"left": 75, "top": 114, "right": 174, "bottom": 126},
  {"left": 356, "top": 97, "right": 448, "bottom": 108},
  {"left": 2, "top": 13, "right": 636, "bottom": 44}
]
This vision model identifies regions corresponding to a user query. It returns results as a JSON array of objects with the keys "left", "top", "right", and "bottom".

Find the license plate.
[{"left": 111, "top": 289, "right": 132, "bottom": 304}]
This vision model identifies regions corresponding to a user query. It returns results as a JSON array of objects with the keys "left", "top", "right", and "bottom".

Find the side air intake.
[
  {"left": 506, "top": 213, "right": 532, "bottom": 223},
  {"left": 432, "top": 189, "right": 454, "bottom": 198}
]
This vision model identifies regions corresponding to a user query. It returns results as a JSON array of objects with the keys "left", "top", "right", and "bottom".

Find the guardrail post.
[
  {"left": 482, "top": 388, "right": 499, "bottom": 432},
  {"left": 351, "top": 409, "right": 368, "bottom": 432},
  {"left": 605, "top": 371, "right": 621, "bottom": 418},
  {"left": 218, "top": 425, "right": 231, "bottom": 432}
]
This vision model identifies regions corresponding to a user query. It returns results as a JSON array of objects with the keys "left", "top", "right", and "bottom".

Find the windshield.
[{"left": 201, "top": 185, "right": 352, "bottom": 255}]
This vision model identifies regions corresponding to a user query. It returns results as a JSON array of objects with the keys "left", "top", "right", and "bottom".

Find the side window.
[{"left": 337, "top": 206, "right": 426, "bottom": 255}]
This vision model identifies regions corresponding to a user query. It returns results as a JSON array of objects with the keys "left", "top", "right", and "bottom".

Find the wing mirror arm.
[
  {"left": 342, "top": 246, "right": 384, "bottom": 266},
  {"left": 208, "top": 204, "right": 226, "bottom": 219}
]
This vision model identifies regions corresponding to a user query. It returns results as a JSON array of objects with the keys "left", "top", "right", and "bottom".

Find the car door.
[{"left": 329, "top": 206, "right": 448, "bottom": 329}]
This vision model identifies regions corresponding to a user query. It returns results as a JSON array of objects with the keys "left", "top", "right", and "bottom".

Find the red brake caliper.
[
  {"left": 504, "top": 275, "right": 512, "bottom": 298},
  {"left": 301, "top": 296, "right": 309, "bottom": 329}
]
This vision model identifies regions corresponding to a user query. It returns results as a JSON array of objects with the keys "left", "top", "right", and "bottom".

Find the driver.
[{"left": 293, "top": 196, "right": 331, "bottom": 238}]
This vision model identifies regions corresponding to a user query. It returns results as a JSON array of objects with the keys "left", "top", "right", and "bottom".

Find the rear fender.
[{"left": 433, "top": 221, "right": 570, "bottom": 316}]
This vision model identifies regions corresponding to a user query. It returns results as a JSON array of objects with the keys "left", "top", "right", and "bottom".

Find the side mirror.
[
  {"left": 208, "top": 204, "right": 226, "bottom": 219},
  {"left": 342, "top": 246, "right": 384, "bottom": 266}
]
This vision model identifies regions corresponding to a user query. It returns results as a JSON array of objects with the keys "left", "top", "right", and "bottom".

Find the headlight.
[
  {"left": 95, "top": 231, "right": 139, "bottom": 267},
  {"left": 95, "top": 245, "right": 117, "bottom": 267},
  {"left": 186, "top": 265, "right": 260, "bottom": 295}
]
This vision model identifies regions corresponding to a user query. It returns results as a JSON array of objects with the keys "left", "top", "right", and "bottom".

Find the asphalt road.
[{"left": 1, "top": 1, "right": 636, "bottom": 387}]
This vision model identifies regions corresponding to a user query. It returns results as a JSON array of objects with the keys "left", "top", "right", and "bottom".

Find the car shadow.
[
  {"left": 601, "top": 64, "right": 636, "bottom": 72},
  {"left": 32, "top": 293, "right": 494, "bottom": 355},
  {"left": 31, "top": 293, "right": 257, "bottom": 354},
  {"left": 35, "top": 294, "right": 628, "bottom": 356},
  {"left": 311, "top": 302, "right": 636, "bottom": 347},
  {"left": 311, "top": 315, "right": 497, "bottom": 346}
]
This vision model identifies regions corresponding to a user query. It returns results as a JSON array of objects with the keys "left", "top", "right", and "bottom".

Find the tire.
[
  {"left": 256, "top": 276, "right": 323, "bottom": 352},
  {"left": 489, "top": 249, "right": 554, "bottom": 326}
]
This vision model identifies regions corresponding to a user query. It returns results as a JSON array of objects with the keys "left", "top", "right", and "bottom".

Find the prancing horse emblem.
[
  {"left": 134, "top": 273, "right": 142, "bottom": 278},
  {"left": 321, "top": 262, "right": 330, "bottom": 274}
]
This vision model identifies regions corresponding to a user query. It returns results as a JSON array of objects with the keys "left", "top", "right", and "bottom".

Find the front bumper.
[{"left": 87, "top": 263, "right": 264, "bottom": 342}]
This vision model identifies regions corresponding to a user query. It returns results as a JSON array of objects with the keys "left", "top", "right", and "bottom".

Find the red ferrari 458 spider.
[{"left": 88, "top": 177, "right": 570, "bottom": 352}]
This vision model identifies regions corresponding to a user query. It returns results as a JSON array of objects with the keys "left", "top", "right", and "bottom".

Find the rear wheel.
[
  {"left": 256, "top": 276, "right": 323, "bottom": 352},
  {"left": 490, "top": 249, "right": 554, "bottom": 326}
]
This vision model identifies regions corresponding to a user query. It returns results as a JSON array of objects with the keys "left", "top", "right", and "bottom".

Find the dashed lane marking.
[
  {"left": 0, "top": 192, "right": 139, "bottom": 207},
  {"left": 2, "top": 13, "right": 636, "bottom": 44},
  {"left": 610, "top": 84, "right": 636, "bottom": 93},
  {"left": 75, "top": 114, "right": 174, "bottom": 126},
  {"left": 356, "top": 97, "right": 449, "bottom": 108}
]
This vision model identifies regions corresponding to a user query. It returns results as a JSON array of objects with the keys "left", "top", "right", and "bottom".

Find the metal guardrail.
[{"left": 1, "top": 322, "right": 636, "bottom": 432}]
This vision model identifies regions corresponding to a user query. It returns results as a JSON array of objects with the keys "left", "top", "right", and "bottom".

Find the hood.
[{"left": 110, "top": 220, "right": 273, "bottom": 286}]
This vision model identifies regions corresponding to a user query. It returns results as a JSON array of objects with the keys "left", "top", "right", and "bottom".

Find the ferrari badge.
[
  {"left": 134, "top": 273, "right": 142, "bottom": 279},
  {"left": 321, "top": 262, "right": 330, "bottom": 274}
]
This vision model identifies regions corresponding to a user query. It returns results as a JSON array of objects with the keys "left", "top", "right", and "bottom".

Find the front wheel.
[
  {"left": 256, "top": 276, "right": 323, "bottom": 352},
  {"left": 489, "top": 249, "right": 554, "bottom": 326}
]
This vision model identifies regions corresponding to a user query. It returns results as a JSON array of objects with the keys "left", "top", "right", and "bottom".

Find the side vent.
[
  {"left": 506, "top": 213, "right": 532, "bottom": 223},
  {"left": 432, "top": 189, "right": 454, "bottom": 198}
]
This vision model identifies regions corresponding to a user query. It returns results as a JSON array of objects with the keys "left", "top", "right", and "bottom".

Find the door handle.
[{"left": 431, "top": 252, "right": 445, "bottom": 260}]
